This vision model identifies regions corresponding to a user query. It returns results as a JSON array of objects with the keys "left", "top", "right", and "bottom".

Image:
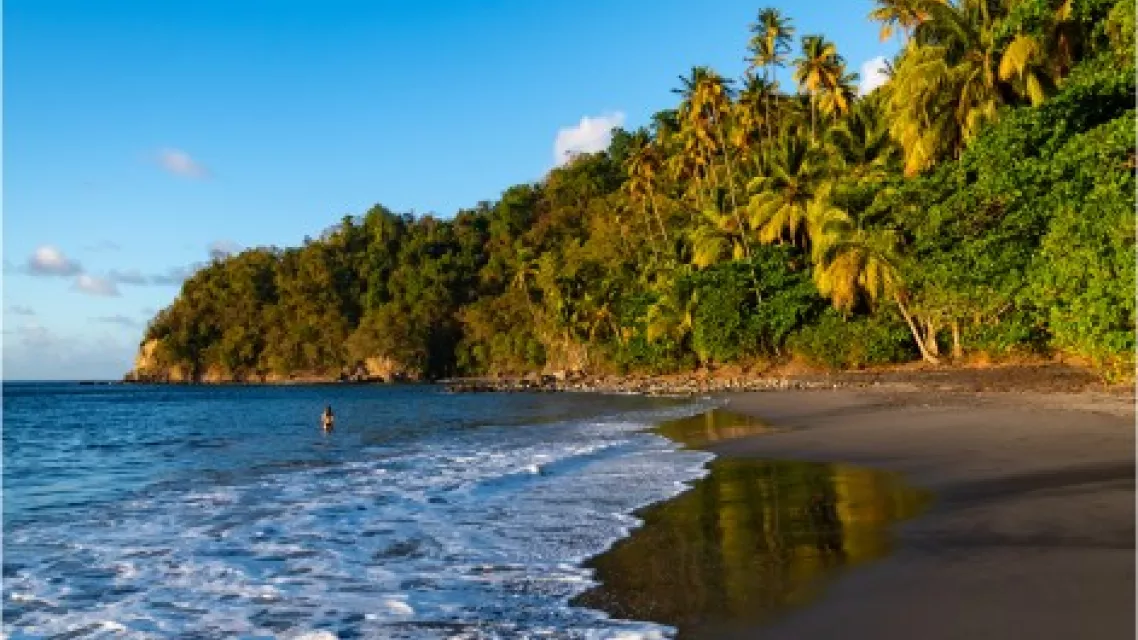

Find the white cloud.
[
  {"left": 93, "top": 315, "right": 141, "bottom": 328},
  {"left": 156, "top": 148, "right": 209, "bottom": 179},
  {"left": 3, "top": 324, "right": 135, "bottom": 380},
  {"left": 11, "top": 322, "right": 54, "bottom": 348},
  {"left": 73, "top": 274, "right": 121, "bottom": 297},
  {"left": 105, "top": 264, "right": 199, "bottom": 287},
  {"left": 208, "top": 239, "right": 242, "bottom": 261},
  {"left": 553, "top": 111, "right": 626, "bottom": 166},
  {"left": 859, "top": 56, "right": 891, "bottom": 96},
  {"left": 150, "top": 264, "right": 200, "bottom": 285},
  {"left": 26, "top": 245, "right": 83, "bottom": 276},
  {"left": 107, "top": 269, "right": 149, "bottom": 285}
]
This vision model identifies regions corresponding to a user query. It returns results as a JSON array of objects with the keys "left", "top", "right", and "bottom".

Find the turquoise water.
[{"left": 3, "top": 382, "right": 715, "bottom": 638}]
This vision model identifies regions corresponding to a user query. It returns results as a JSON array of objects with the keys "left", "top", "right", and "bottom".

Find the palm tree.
[
  {"left": 813, "top": 219, "right": 941, "bottom": 363},
  {"left": 997, "top": 35, "right": 1054, "bottom": 106},
  {"left": 825, "top": 96, "right": 901, "bottom": 181},
  {"left": 746, "top": 131, "right": 836, "bottom": 247},
  {"left": 624, "top": 140, "right": 670, "bottom": 251},
  {"left": 510, "top": 245, "right": 542, "bottom": 322},
  {"left": 997, "top": 0, "right": 1083, "bottom": 107},
  {"left": 646, "top": 275, "right": 697, "bottom": 351},
  {"left": 816, "top": 65, "right": 859, "bottom": 121},
  {"left": 868, "top": 0, "right": 943, "bottom": 42},
  {"left": 733, "top": 73, "right": 777, "bottom": 168},
  {"left": 747, "top": 8, "right": 795, "bottom": 147},
  {"left": 674, "top": 67, "right": 750, "bottom": 250},
  {"left": 886, "top": 0, "right": 1005, "bottom": 175},
  {"left": 688, "top": 206, "right": 749, "bottom": 269},
  {"left": 673, "top": 67, "right": 721, "bottom": 206},
  {"left": 793, "top": 35, "right": 845, "bottom": 141}
]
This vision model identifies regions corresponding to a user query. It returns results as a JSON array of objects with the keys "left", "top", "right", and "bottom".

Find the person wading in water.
[{"left": 321, "top": 405, "right": 335, "bottom": 432}]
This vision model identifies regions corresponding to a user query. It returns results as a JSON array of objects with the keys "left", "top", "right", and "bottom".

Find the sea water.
[{"left": 2, "top": 382, "right": 717, "bottom": 639}]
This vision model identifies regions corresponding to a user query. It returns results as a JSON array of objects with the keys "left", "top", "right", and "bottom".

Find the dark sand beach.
[{"left": 706, "top": 388, "right": 1136, "bottom": 639}]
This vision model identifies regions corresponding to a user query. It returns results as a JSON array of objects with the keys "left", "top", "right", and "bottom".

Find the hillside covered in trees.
[{"left": 127, "top": 0, "right": 1136, "bottom": 384}]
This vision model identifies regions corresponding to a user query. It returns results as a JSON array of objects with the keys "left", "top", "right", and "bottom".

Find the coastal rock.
[
  {"left": 124, "top": 339, "right": 193, "bottom": 383},
  {"left": 201, "top": 364, "right": 229, "bottom": 384}
]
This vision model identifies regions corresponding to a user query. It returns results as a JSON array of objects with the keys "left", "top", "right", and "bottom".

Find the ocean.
[{"left": 2, "top": 382, "right": 718, "bottom": 639}]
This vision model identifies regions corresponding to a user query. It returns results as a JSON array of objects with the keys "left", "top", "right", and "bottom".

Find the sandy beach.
[{"left": 710, "top": 388, "right": 1135, "bottom": 639}]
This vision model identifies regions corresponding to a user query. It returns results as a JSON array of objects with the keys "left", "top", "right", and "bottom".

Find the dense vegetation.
[{"left": 138, "top": 0, "right": 1135, "bottom": 382}]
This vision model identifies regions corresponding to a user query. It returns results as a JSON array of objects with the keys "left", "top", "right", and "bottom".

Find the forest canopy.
[{"left": 136, "top": 0, "right": 1136, "bottom": 382}]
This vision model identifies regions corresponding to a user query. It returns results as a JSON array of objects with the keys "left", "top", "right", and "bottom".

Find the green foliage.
[
  {"left": 140, "top": 6, "right": 1135, "bottom": 381},
  {"left": 1025, "top": 116, "right": 1136, "bottom": 369},
  {"left": 788, "top": 310, "right": 916, "bottom": 369},
  {"left": 685, "top": 247, "right": 825, "bottom": 363}
]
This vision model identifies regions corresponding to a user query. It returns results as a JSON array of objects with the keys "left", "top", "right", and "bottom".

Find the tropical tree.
[
  {"left": 996, "top": 0, "right": 1089, "bottom": 105},
  {"left": 624, "top": 138, "right": 670, "bottom": 252},
  {"left": 825, "top": 96, "right": 900, "bottom": 181},
  {"left": 816, "top": 64, "right": 859, "bottom": 120},
  {"left": 747, "top": 131, "right": 836, "bottom": 246},
  {"left": 885, "top": 0, "right": 1006, "bottom": 174},
  {"left": 793, "top": 35, "right": 846, "bottom": 141},
  {"left": 673, "top": 67, "right": 739, "bottom": 208},
  {"left": 747, "top": 8, "right": 795, "bottom": 147},
  {"left": 688, "top": 206, "right": 749, "bottom": 269},
  {"left": 868, "top": 0, "right": 943, "bottom": 42},
  {"left": 813, "top": 219, "right": 941, "bottom": 363}
]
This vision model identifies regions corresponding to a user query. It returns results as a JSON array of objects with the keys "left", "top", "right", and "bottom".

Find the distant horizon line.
[{"left": 2, "top": 379, "right": 119, "bottom": 383}]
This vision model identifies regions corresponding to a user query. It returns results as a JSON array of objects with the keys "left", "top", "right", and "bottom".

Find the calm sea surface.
[{"left": 3, "top": 382, "right": 716, "bottom": 639}]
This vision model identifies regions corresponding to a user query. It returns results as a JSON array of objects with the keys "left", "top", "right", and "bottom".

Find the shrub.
[{"left": 788, "top": 310, "right": 917, "bottom": 369}]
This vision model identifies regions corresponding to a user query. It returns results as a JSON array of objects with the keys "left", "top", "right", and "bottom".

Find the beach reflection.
[
  {"left": 653, "top": 409, "right": 776, "bottom": 447},
  {"left": 573, "top": 411, "right": 931, "bottom": 638}
]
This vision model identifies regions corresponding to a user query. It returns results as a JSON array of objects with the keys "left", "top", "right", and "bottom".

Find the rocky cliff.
[{"left": 122, "top": 339, "right": 419, "bottom": 384}]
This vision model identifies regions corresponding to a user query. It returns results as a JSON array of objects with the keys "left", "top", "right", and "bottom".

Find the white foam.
[
  {"left": 4, "top": 400, "right": 719, "bottom": 638},
  {"left": 379, "top": 597, "right": 414, "bottom": 615}
]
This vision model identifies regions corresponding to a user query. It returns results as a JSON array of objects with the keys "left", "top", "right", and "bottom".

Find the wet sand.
[{"left": 713, "top": 388, "right": 1135, "bottom": 639}]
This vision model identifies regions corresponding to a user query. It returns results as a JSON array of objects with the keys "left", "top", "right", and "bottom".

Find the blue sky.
[{"left": 3, "top": 0, "right": 899, "bottom": 380}]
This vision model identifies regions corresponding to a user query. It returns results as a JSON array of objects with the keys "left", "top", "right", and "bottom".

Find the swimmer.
[{"left": 321, "top": 405, "right": 335, "bottom": 432}]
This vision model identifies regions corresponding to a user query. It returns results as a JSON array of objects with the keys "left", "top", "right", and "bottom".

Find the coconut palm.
[
  {"left": 674, "top": 67, "right": 750, "bottom": 240},
  {"left": 886, "top": 0, "right": 1005, "bottom": 174},
  {"left": 998, "top": 35, "right": 1054, "bottom": 105},
  {"left": 746, "top": 131, "right": 836, "bottom": 247},
  {"left": 747, "top": 8, "right": 795, "bottom": 147},
  {"left": 646, "top": 278, "right": 697, "bottom": 349},
  {"left": 688, "top": 206, "right": 750, "bottom": 269},
  {"left": 793, "top": 35, "right": 845, "bottom": 141},
  {"left": 868, "top": 0, "right": 944, "bottom": 42},
  {"left": 825, "top": 96, "right": 901, "bottom": 181},
  {"left": 813, "top": 218, "right": 941, "bottom": 363},
  {"left": 816, "top": 65, "right": 859, "bottom": 121},
  {"left": 997, "top": 0, "right": 1082, "bottom": 107},
  {"left": 733, "top": 73, "right": 776, "bottom": 163},
  {"left": 624, "top": 140, "right": 670, "bottom": 250}
]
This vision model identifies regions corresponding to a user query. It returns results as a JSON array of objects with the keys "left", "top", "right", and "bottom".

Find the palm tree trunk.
[
  {"left": 925, "top": 319, "right": 941, "bottom": 357},
  {"left": 647, "top": 189, "right": 669, "bottom": 252},
  {"left": 714, "top": 119, "right": 749, "bottom": 259},
  {"left": 810, "top": 96, "right": 817, "bottom": 143},
  {"left": 764, "top": 67, "right": 774, "bottom": 150},
  {"left": 951, "top": 320, "right": 963, "bottom": 360},
  {"left": 895, "top": 297, "right": 940, "bottom": 364}
]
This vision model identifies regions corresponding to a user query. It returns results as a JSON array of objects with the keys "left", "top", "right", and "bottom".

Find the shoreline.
[
  {"left": 120, "top": 363, "right": 1130, "bottom": 396},
  {"left": 696, "top": 387, "right": 1135, "bottom": 639},
  {"left": 448, "top": 362, "right": 1127, "bottom": 396},
  {"left": 573, "top": 410, "right": 935, "bottom": 637}
]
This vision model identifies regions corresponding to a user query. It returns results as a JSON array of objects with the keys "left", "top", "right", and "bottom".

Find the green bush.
[
  {"left": 687, "top": 247, "right": 825, "bottom": 363},
  {"left": 788, "top": 311, "right": 917, "bottom": 369}
]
